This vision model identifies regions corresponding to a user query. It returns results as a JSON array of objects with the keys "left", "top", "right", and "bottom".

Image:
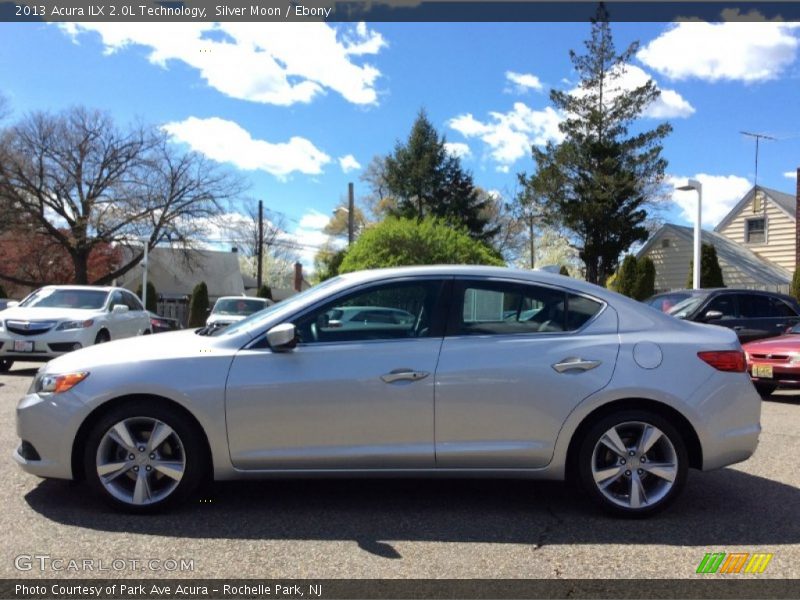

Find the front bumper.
[
  {"left": 748, "top": 363, "right": 800, "bottom": 388},
  {"left": 13, "top": 390, "right": 86, "bottom": 479},
  {"left": 0, "top": 328, "right": 95, "bottom": 361}
]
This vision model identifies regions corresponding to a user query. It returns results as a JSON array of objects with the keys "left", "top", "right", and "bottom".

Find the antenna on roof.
[{"left": 741, "top": 131, "right": 776, "bottom": 191}]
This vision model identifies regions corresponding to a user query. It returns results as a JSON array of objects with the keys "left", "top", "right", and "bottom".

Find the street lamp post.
[{"left": 677, "top": 179, "right": 703, "bottom": 290}]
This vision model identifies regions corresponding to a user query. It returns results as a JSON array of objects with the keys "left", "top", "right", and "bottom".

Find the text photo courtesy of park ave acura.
[{"left": 2, "top": 1, "right": 800, "bottom": 599}]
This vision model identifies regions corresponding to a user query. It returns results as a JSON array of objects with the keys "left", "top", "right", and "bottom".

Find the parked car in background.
[
  {"left": 14, "top": 266, "right": 760, "bottom": 517},
  {"left": 205, "top": 296, "right": 273, "bottom": 330},
  {"left": 0, "top": 285, "right": 151, "bottom": 371},
  {"left": 0, "top": 299, "right": 18, "bottom": 312},
  {"left": 743, "top": 323, "right": 800, "bottom": 396},
  {"left": 664, "top": 288, "right": 800, "bottom": 343},
  {"left": 644, "top": 290, "right": 700, "bottom": 313},
  {"left": 148, "top": 312, "right": 181, "bottom": 334}
]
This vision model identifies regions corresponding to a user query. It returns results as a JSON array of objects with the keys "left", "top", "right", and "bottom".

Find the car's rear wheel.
[
  {"left": 578, "top": 410, "right": 688, "bottom": 518},
  {"left": 94, "top": 330, "right": 110, "bottom": 344},
  {"left": 754, "top": 383, "right": 777, "bottom": 397},
  {"left": 0, "top": 359, "right": 13, "bottom": 372},
  {"left": 84, "top": 401, "right": 206, "bottom": 513}
]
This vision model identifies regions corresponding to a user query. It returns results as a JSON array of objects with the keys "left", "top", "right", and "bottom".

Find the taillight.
[{"left": 698, "top": 350, "right": 746, "bottom": 372}]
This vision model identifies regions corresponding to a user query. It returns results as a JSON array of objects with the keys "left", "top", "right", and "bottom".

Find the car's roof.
[
  {"left": 38, "top": 285, "right": 119, "bottom": 292},
  {"left": 215, "top": 296, "right": 268, "bottom": 301}
]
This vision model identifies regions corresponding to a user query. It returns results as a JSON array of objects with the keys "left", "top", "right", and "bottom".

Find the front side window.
[
  {"left": 746, "top": 218, "right": 766, "bottom": 243},
  {"left": 123, "top": 291, "right": 144, "bottom": 311},
  {"left": 704, "top": 295, "right": 737, "bottom": 319},
  {"left": 457, "top": 281, "right": 602, "bottom": 335},
  {"left": 294, "top": 280, "right": 442, "bottom": 344}
]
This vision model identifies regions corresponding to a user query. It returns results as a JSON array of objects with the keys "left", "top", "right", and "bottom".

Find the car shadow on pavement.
[
  {"left": 2, "top": 367, "right": 38, "bottom": 377},
  {"left": 24, "top": 468, "right": 800, "bottom": 557}
]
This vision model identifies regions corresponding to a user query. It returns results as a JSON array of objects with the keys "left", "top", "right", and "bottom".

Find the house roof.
[
  {"left": 715, "top": 185, "right": 797, "bottom": 232},
  {"left": 638, "top": 223, "right": 792, "bottom": 286},
  {"left": 118, "top": 246, "right": 244, "bottom": 298}
]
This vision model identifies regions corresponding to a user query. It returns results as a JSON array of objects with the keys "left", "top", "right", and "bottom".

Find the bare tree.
[{"left": 0, "top": 106, "right": 244, "bottom": 287}]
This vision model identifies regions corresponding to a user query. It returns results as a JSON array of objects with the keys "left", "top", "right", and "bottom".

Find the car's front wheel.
[
  {"left": 84, "top": 401, "right": 206, "bottom": 512},
  {"left": 0, "top": 359, "right": 13, "bottom": 372},
  {"left": 577, "top": 410, "right": 688, "bottom": 517}
]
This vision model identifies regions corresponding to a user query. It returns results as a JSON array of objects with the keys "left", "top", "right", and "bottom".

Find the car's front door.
[
  {"left": 225, "top": 278, "right": 449, "bottom": 470},
  {"left": 434, "top": 279, "right": 619, "bottom": 468}
]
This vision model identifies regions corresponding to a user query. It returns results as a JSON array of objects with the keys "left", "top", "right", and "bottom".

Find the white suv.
[{"left": 0, "top": 285, "right": 151, "bottom": 371}]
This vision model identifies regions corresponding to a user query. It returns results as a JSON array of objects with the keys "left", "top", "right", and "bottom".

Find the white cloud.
[
  {"left": 338, "top": 154, "right": 361, "bottom": 173},
  {"left": 448, "top": 103, "right": 563, "bottom": 167},
  {"left": 785, "top": 170, "right": 798, "bottom": 180},
  {"left": 638, "top": 22, "right": 800, "bottom": 83},
  {"left": 163, "top": 117, "right": 331, "bottom": 179},
  {"left": 58, "top": 22, "right": 386, "bottom": 106},
  {"left": 444, "top": 142, "right": 471, "bottom": 159},
  {"left": 668, "top": 174, "right": 752, "bottom": 227},
  {"left": 298, "top": 210, "right": 331, "bottom": 230},
  {"left": 505, "top": 71, "right": 544, "bottom": 93},
  {"left": 570, "top": 64, "right": 695, "bottom": 119}
]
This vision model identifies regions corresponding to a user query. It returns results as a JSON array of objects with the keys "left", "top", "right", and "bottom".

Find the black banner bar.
[
  {"left": 3, "top": 579, "right": 800, "bottom": 600},
  {"left": 2, "top": 1, "right": 800, "bottom": 23}
]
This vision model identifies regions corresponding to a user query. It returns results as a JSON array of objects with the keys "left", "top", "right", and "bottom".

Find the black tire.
[
  {"left": 0, "top": 359, "right": 13, "bottom": 373},
  {"left": 83, "top": 400, "right": 207, "bottom": 513},
  {"left": 577, "top": 410, "right": 688, "bottom": 518},
  {"left": 94, "top": 330, "right": 110, "bottom": 344},
  {"left": 755, "top": 383, "right": 777, "bottom": 397}
]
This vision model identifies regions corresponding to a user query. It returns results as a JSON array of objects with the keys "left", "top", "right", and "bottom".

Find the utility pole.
[
  {"left": 347, "top": 182, "right": 355, "bottom": 246},
  {"left": 257, "top": 200, "right": 264, "bottom": 290},
  {"left": 528, "top": 213, "right": 535, "bottom": 270}
]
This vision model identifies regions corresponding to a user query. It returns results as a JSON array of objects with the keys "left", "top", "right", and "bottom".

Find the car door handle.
[
  {"left": 775, "top": 323, "right": 785, "bottom": 328},
  {"left": 380, "top": 369, "right": 430, "bottom": 383},
  {"left": 552, "top": 357, "right": 602, "bottom": 373},
  {"left": 733, "top": 326, "right": 745, "bottom": 331}
]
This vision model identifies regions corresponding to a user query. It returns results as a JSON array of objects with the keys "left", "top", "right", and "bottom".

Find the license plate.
[
  {"left": 13, "top": 340, "right": 34, "bottom": 352},
  {"left": 753, "top": 364, "right": 773, "bottom": 378}
]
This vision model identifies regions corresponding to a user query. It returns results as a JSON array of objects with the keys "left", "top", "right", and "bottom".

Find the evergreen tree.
[
  {"left": 521, "top": 5, "right": 671, "bottom": 285},
  {"left": 633, "top": 256, "right": 656, "bottom": 300},
  {"left": 793, "top": 269, "right": 800, "bottom": 303},
  {"left": 135, "top": 281, "right": 157, "bottom": 313},
  {"left": 559, "top": 265, "right": 570, "bottom": 276},
  {"left": 686, "top": 244, "right": 725, "bottom": 288},
  {"left": 188, "top": 282, "right": 209, "bottom": 327},
  {"left": 383, "top": 110, "right": 496, "bottom": 241},
  {"left": 616, "top": 254, "right": 638, "bottom": 298},
  {"left": 257, "top": 284, "right": 273, "bottom": 300}
]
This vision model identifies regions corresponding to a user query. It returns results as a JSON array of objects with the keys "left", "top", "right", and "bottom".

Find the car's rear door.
[
  {"left": 736, "top": 293, "right": 800, "bottom": 342},
  {"left": 224, "top": 278, "right": 450, "bottom": 470},
  {"left": 433, "top": 278, "right": 619, "bottom": 468}
]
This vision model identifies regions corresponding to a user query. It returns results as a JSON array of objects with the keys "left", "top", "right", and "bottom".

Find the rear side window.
[
  {"left": 457, "top": 281, "right": 602, "bottom": 335},
  {"left": 769, "top": 297, "right": 799, "bottom": 318}
]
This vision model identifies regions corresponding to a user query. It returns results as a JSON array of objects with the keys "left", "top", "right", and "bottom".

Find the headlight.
[
  {"left": 32, "top": 371, "right": 89, "bottom": 394},
  {"left": 56, "top": 319, "right": 94, "bottom": 331},
  {"left": 790, "top": 354, "right": 800, "bottom": 364}
]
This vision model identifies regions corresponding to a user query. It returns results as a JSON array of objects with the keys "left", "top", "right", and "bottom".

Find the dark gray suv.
[{"left": 649, "top": 289, "right": 800, "bottom": 343}]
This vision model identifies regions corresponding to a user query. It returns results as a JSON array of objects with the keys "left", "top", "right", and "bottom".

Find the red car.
[{"left": 743, "top": 325, "right": 800, "bottom": 396}]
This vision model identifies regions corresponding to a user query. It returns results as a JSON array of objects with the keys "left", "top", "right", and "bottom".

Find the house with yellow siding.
[{"left": 638, "top": 186, "right": 796, "bottom": 293}]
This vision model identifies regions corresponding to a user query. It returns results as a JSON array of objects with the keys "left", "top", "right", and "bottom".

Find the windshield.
[
  {"left": 19, "top": 288, "right": 108, "bottom": 310},
  {"left": 213, "top": 277, "right": 343, "bottom": 337},
  {"left": 212, "top": 298, "right": 268, "bottom": 316},
  {"left": 667, "top": 296, "right": 705, "bottom": 319}
]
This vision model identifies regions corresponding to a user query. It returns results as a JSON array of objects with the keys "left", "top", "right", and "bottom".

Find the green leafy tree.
[
  {"left": 187, "top": 281, "right": 209, "bottom": 327},
  {"left": 339, "top": 217, "right": 503, "bottom": 273},
  {"left": 686, "top": 244, "right": 725, "bottom": 288},
  {"left": 615, "top": 254, "right": 639, "bottom": 298},
  {"left": 314, "top": 244, "right": 348, "bottom": 282},
  {"left": 256, "top": 284, "right": 272, "bottom": 300},
  {"left": 792, "top": 269, "right": 800, "bottom": 303},
  {"left": 135, "top": 281, "right": 157, "bottom": 313},
  {"left": 382, "top": 110, "right": 497, "bottom": 242},
  {"left": 633, "top": 256, "right": 656, "bottom": 300},
  {"left": 520, "top": 6, "right": 671, "bottom": 285}
]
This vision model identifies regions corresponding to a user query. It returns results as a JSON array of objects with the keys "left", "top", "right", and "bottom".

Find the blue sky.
[{"left": 1, "top": 19, "right": 799, "bottom": 268}]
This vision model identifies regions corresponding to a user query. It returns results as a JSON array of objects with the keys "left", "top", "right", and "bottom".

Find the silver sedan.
[{"left": 13, "top": 266, "right": 760, "bottom": 516}]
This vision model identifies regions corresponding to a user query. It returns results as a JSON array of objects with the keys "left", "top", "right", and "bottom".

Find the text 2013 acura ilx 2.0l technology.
[{"left": 13, "top": 266, "right": 760, "bottom": 517}]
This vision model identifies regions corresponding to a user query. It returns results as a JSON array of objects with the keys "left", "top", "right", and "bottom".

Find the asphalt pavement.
[{"left": 2, "top": 361, "right": 799, "bottom": 580}]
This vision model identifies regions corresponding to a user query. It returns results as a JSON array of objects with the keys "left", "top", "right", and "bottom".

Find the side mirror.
[
  {"left": 703, "top": 310, "right": 723, "bottom": 321},
  {"left": 266, "top": 323, "right": 297, "bottom": 352},
  {"left": 112, "top": 304, "right": 129, "bottom": 314},
  {"left": 6, "top": 301, "right": 18, "bottom": 308}
]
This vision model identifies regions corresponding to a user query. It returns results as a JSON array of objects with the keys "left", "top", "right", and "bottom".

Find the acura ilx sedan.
[{"left": 13, "top": 266, "right": 760, "bottom": 516}]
